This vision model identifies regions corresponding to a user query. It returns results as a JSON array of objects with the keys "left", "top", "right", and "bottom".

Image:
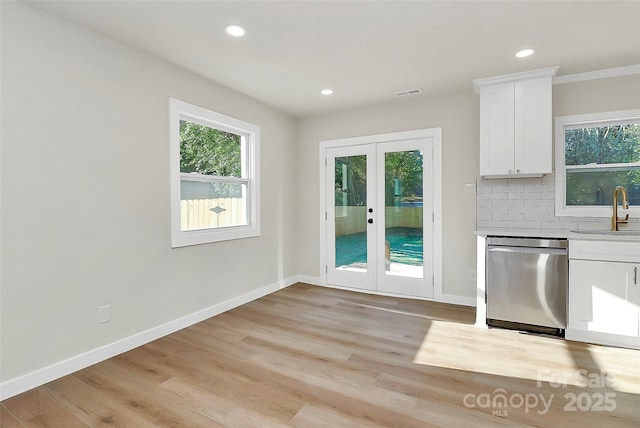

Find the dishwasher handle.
[
  {"left": 486, "top": 237, "right": 567, "bottom": 249},
  {"left": 487, "top": 246, "right": 568, "bottom": 256}
]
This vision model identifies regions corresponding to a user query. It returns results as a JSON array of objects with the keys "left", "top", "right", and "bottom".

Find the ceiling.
[{"left": 23, "top": 1, "right": 640, "bottom": 118}]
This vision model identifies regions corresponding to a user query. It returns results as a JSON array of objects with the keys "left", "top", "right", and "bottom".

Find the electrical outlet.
[
  {"left": 469, "top": 270, "right": 477, "bottom": 282},
  {"left": 98, "top": 305, "right": 111, "bottom": 324},
  {"left": 464, "top": 183, "right": 476, "bottom": 195}
]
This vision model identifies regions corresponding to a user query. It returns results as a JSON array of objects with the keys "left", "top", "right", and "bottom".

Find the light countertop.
[{"left": 475, "top": 228, "right": 640, "bottom": 242}]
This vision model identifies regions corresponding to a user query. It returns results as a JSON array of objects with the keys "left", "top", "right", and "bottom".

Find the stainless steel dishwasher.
[{"left": 486, "top": 237, "right": 568, "bottom": 336}]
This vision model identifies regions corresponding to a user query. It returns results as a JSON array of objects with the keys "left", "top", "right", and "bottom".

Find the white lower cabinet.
[{"left": 567, "top": 240, "right": 640, "bottom": 349}]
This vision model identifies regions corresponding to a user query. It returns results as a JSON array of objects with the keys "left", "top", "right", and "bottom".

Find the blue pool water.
[{"left": 335, "top": 227, "right": 423, "bottom": 267}]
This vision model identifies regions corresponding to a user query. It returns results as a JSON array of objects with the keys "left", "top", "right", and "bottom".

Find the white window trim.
[
  {"left": 169, "top": 98, "right": 260, "bottom": 247},
  {"left": 555, "top": 109, "right": 640, "bottom": 217}
]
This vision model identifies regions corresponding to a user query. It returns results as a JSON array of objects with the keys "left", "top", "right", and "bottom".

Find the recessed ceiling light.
[
  {"left": 515, "top": 49, "right": 535, "bottom": 58},
  {"left": 321, "top": 89, "right": 333, "bottom": 95},
  {"left": 225, "top": 24, "right": 246, "bottom": 37}
]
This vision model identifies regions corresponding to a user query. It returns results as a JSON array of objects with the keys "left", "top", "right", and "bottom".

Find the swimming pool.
[{"left": 335, "top": 227, "right": 423, "bottom": 268}]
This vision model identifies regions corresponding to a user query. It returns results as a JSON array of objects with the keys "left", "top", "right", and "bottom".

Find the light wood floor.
[{"left": 2, "top": 283, "right": 639, "bottom": 427}]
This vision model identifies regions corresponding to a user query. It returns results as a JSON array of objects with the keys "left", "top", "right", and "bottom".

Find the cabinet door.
[
  {"left": 569, "top": 260, "right": 639, "bottom": 337},
  {"left": 514, "top": 77, "right": 552, "bottom": 175},
  {"left": 479, "top": 82, "right": 514, "bottom": 176}
]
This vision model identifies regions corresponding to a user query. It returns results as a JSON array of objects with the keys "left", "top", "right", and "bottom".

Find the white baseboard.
[
  {"left": 292, "top": 275, "right": 322, "bottom": 286},
  {"left": 281, "top": 275, "right": 319, "bottom": 288},
  {"left": 436, "top": 293, "right": 476, "bottom": 307},
  {"left": 300, "top": 277, "right": 476, "bottom": 307},
  {"left": 0, "top": 280, "right": 290, "bottom": 400}
]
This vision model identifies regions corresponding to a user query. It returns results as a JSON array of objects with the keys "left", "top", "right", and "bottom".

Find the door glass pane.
[
  {"left": 335, "top": 155, "right": 368, "bottom": 271},
  {"left": 384, "top": 150, "right": 423, "bottom": 278}
]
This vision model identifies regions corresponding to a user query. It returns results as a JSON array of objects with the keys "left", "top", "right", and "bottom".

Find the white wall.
[
  {"left": 553, "top": 74, "right": 640, "bottom": 116},
  {"left": 0, "top": 2, "right": 297, "bottom": 387},
  {"left": 295, "top": 92, "right": 480, "bottom": 299}
]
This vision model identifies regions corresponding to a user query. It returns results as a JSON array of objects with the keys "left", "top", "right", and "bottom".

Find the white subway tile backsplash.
[
  {"left": 509, "top": 192, "right": 542, "bottom": 200},
  {"left": 477, "top": 206, "right": 507, "bottom": 214},
  {"left": 524, "top": 199, "right": 554, "bottom": 207},
  {"left": 575, "top": 220, "right": 612, "bottom": 230},
  {"left": 478, "top": 193, "right": 508, "bottom": 200},
  {"left": 541, "top": 191, "right": 556, "bottom": 200},
  {"left": 525, "top": 214, "right": 558, "bottom": 222},
  {"left": 476, "top": 198, "right": 493, "bottom": 207},
  {"left": 508, "top": 206, "right": 527, "bottom": 214},
  {"left": 525, "top": 184, "right": 555, "bottom": 193},
  {"left": 477, "top": 220, "right": 509, "bottom": 228},
  {"left": 476, "top": 185, "right": 500, "bottom": 193},
  {"left": 509, "top": 177, "right": 542, "bottom": 185},
  {"left": 494, "top": 185, "right": 523, "bottom": 193},
  {"left": 508, "top": 221, "right": 542, "bottom": 229},
  {"left": 493, "top": 213, "right": 525, "bottom": 221},
  {"left": 543, "top": 221, "right": 579, "bottom": 229},
  {"left": 475, "top": 173, "right": 629, "bottom": 232},
  {"left": 564, "top": 216, "right": 591, "bottom": 223},
  {"left": 478, "top": 179, "right": 509, "bottom": 186},
  {"left": 493, "top": 199, "right": 524, "bottom": 207}
]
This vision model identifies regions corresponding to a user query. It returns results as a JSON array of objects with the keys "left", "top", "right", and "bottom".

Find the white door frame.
[{"left": 319, "top": 128, "right": 443, "bottom": 300}]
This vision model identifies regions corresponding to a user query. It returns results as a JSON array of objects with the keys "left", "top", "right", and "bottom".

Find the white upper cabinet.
[
  {"left": 474, "top": 67, "right": 559, "bottom": 178},
  {"left": 478, "top": 82, "right": 515, "bottom": 176}
]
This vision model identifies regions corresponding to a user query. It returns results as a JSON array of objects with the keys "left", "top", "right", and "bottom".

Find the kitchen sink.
[{"left": 572, "top": 229, "right": 640, "bottom": 236}]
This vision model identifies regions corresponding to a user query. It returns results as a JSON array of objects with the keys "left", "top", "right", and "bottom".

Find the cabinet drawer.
[{"left": 570, "top": 240, "right": 640, "bottom": 263}]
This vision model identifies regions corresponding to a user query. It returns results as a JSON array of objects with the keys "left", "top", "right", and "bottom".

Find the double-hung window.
[
  {"left": 169, "top": 98, "right": 260, "bottom": 247},
  {"left": 555, "top": 109, "right": 640, "bottom": 217}
]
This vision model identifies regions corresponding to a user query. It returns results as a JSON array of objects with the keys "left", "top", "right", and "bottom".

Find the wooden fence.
[
  {"left": 181, "top": 198, "right": 245, "bottom": 230},
  {"left": 335, "top": 206, "right": 423, "bottom": 236},
  {"left": 181, "top": 200, "right": 420, "bottom": 234}
]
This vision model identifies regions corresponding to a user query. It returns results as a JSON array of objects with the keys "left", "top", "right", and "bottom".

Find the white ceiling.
[{"left": 24, "top": 0, "right": 640, "bottom": 118}]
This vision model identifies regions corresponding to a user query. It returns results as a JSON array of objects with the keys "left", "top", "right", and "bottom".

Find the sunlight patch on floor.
[{"left": 414, "top": 320, "right": 640, "bottom": 394}]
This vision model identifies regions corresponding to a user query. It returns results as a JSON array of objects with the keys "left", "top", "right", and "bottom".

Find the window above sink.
[{"left": 555, "top": 109, "right": 640, "bottom": 217}]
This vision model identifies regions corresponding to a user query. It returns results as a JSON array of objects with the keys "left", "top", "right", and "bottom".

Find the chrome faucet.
[{"left": 612, "top": 186, "right": 629, "bottom": 231}]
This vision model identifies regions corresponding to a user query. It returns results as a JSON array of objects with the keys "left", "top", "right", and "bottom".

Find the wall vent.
[{"left": 394, "top": 89, "right": 422, "bottom": 97}]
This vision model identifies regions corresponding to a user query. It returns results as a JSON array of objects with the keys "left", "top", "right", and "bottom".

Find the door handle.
[
  {"left": 368, "top": 219, "right": 373, "bottom": 224},
  {"left": 634, "top": 266, "right": 638, "bottom": 285}
]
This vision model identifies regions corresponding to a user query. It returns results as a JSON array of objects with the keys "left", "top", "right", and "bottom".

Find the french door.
[{"left": 325, "top": 138, "right": 434, "bottom": 298}]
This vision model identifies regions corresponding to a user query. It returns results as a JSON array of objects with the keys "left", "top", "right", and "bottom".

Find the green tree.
[
  {"left": 179, "top": 120, "right": 241, "bottom": 177},
  {"left": 384, "top": 150, "right": 423, "bottom": 206},
  {"left": 564, "top": 124, "right": 640, "bottom": 206},
  {"left": 565, "top": 124, "right": 640, "bottom": 166},
  {"left": 335, "top": 155, "right": 367, "bottom": 206},
  {"left": 333, "top": 151, "right": 424, "bottom": 207}
]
